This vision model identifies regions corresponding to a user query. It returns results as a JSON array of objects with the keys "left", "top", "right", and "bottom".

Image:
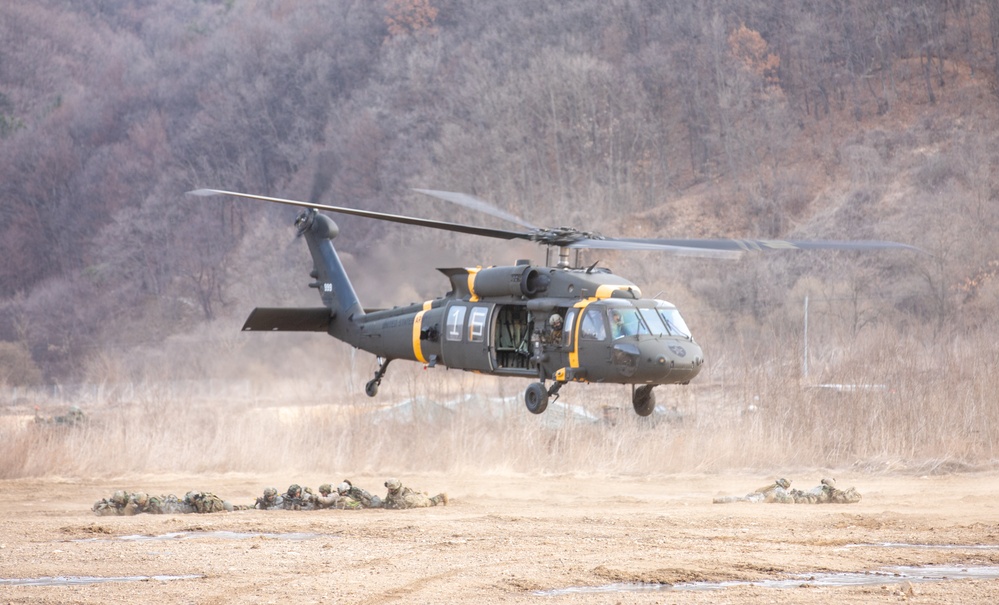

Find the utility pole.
[{"left": 802, "top": 295, "right": 809, "bottom": 378}]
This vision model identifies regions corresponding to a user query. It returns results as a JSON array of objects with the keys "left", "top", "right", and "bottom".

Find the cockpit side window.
[{"left": 580, "top": 307, "right": 606, "bottom": 340}]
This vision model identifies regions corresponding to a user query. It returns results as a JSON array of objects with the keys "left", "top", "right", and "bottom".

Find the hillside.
[{"left": 0, "top": 0, "right": 996, "bottom": 387}]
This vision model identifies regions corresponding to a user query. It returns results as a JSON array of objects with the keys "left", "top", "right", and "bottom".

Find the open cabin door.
[{"left": 492, "top": 304, "right": 533, "bottom": 373}]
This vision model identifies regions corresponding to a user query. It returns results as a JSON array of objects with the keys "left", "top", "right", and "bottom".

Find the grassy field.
[{"left": 3, "top": 326, "right": 996, "bottom": 480}]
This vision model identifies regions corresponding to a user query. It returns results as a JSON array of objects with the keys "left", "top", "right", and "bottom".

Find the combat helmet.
[
  {"left": 286, "top": 484, "right": 302, "bottom": 498},
  {"left": 263, "top": 487, "right": 278, "bottom": 501},
  {"left": 318, "top": 483, "right": 333, "bottom": 496},
  {"left": 111, "top": 490, "right": 128, "bottom": 505},
  {"left": 384, "top": 478, "right": 401, "bottom": 491},
  {"left": 132, "top": 492, "right": 149, "bottom": 507},
  {"left": 337, "top": 481, "right": 352, "bottom": 495}
]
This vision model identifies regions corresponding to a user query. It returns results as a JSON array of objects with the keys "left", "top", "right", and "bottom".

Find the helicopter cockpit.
[{"left": 560, "top": 299, "right": 703, "bottom": 387}]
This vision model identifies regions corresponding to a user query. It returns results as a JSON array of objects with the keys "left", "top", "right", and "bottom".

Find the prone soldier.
[
  {"left": 315, "top": 484, "right": 344, "bottom": 509},
  {"left": 281, "top": 484, "right": 315, "bottom": 510},
  {"left": 147, "top": 493, "right": 193, "bottom": 514},
  {"left": 93, "top": 490, "right": 195, "bottom": 515},
  {"left": 338, "top": 480, "right": 383, "bottom": 509},
  {"left": 383, "top": 478, "right": 448, "bottom": 509},
  {"left": 790, "top": 478, "right": 862, "bottom": 504},
  {"left": 185, "top": 491, "right": 232, "bottom": 513},
  {"left": 255, "top": 487, "right": 284, "bottom": 510},
  {"left": 713, "top": 478, "right": 794, "bottom": 504},
  {"left": 92, "top": 490, "right": 131, "bottom": 516}
]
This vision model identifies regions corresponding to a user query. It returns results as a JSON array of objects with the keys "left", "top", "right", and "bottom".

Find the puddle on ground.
[
  {"left": 846, "top": 542, "right": 999, "bottom": 551},
  {"left": 0, "top": 574, "right": 202, "bottom": 587},
  {"left": 535, "top": 565, "right": 999, "bottom": 596},
  {"left": 72, "top": 530, "right": 321, "bottom": 543}
]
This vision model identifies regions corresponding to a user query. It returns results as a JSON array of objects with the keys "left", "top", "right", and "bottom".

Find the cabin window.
[
  {"left": 468, "top": 306, "right": 489, "bottom": 342},
  {"left": 446, "top": 306, "right": 466, "bottom": 341},
  {"left": 563, "top": 308, "right": 577, "bottom": 350}
]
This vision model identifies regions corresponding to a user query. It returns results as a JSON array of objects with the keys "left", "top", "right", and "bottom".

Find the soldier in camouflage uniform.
[
  {"left": 93, "top": 490, "right": 190, "bottom": 515},
  {"left": 254, "top": 487, "right": 284, "bottom": 510},
  {"left": 92, "top": 490, "right": 131, "bottom": 516},
  {"left": 338, "top": 480, "right": 383, "bottom": 509},
  {"left": 93, "top": 490, "right": 231, "bottom": 514},
  {"left": 382, "top": 478, "right": 448, "bottom": 509},
  {"left": 313, "top": 483, "right": 361, "bottom": 510},
  {"left": 314, "top": 484, "right": 340, "bottom": 509},
  {"left": 147, "top": 493, "right": 193, "bottom": 514},
  {"left": 713, "top": 478, "right": 794, "bottom": 504},
  {"left": 790, "top": 478, "right": 862, "bottom": 504},
  {"left": 184, "top": 491, "right": 232, "bottom": 513},
  {"left": 281, "top": 484, "right": 316, "bottom": 510}
]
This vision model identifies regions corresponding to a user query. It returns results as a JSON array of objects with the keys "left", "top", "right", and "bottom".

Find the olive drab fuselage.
[{"left": 346, "top": 266, "right": 704, "bottom": 387}]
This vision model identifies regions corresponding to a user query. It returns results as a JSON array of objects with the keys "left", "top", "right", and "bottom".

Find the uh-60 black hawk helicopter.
[{"left": 189, "top": 188, "right": 916, "bottom": 417}]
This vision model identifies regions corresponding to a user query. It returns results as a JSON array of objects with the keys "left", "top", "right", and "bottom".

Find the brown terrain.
[{"left": 2, "top": 472, "right": 998, "bottom": 604}]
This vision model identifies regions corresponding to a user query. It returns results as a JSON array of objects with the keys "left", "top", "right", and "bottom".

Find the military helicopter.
[{"left": 189, "top": 188, "right": 917, "bottom": 417}]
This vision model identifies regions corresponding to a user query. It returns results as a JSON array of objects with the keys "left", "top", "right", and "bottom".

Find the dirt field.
[{"left": 1, "top": 472, "right": 998, "bottom": 604}]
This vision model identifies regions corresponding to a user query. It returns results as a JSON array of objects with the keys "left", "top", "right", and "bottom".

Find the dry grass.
[{"left": 2, "top": 326, "right": 996, "bottom": 480}]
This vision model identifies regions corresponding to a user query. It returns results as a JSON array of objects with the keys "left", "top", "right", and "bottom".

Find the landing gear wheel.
[
  {"left": 525, "top": 382, "right": 549, "bottom": 414},
  {"left": 632, "top": 385, "right": 656, "bottom": 417},
  {"left": 365, "top": 357, "right": 392, "bottom": 398}
]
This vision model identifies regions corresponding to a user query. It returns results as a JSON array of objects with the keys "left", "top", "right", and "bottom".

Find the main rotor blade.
[
  {"left": 615, "top": 238, "right": 923, "bottom": 253},
  {"left": 188, "top": 189, "right": 530, "bottom": 241},
  {"left": 567, "top": 238, "right": 744, "bottom": 260},
  {"left": 413, "top": 188, "right": 538, "bottom": 230}
]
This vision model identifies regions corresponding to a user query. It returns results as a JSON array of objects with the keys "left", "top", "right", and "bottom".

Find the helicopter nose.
[
  {"left": 651, "top": 340, "right": 703, "bottom": 382},
  {"left": 615, "top": 340, "right": 704, "bottom": 382}
]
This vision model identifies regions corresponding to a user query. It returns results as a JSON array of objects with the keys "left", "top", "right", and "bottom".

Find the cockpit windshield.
[
  {"left": 581, "top": 302, "right": 693, "bottom": 341},
  {"left": 608, "top": 307, "right": 650, "bottom": 339}
]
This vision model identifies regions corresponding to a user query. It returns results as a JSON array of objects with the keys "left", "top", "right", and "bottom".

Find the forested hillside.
[{"left": 1, "top": 0, "right": 998, "bottom": 385}]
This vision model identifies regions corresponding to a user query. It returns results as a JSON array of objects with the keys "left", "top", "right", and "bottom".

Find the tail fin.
[{"left": 297, "top": 209, "right": 365, "bottom": 334}]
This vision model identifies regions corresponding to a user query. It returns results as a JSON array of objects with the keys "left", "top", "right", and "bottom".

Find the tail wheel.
[
  {"left": 525, "top": 382, "right": 549, "bottom": 414},
  {"left": 632, "top": 385, "right": 655, "bottom": 416}
]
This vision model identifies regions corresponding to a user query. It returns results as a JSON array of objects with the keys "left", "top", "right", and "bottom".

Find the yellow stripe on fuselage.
[
  {"left": 411, "top": 311, "right": 428, "bottom": 365},
  {"left": 467, "top": 267, "right": 482, "bottom": 302},
  {"left": 568, "top": 299, "right": 594, "bottom": 369},
  {"left": 412, "top": 300, "right": 434, "bottom": 363}
]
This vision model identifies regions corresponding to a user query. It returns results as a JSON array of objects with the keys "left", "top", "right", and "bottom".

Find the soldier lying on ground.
[
  {"left": 713, "top": 477, "right": 861, "bottom": 504},
  {"left": 789, "top": 477, "right": 862, "bottom": 504},
  {"left": 713, "top": 478, "right": 793, "bottom": 504},
  {"left": 282, "top": 484, "right": 315, "bottom": 510},
  {"left": 185, "top": 490, "right": 233, "bottom": 513},
  {"left": 93, "top": 490, "right": 231, "bottom": 515},
  {"left": 254, "top": 487, "right": 284, "bottom": 510},
  {"left": 338, "top": 480, "right": 384, "bottom": 508},
  {"left": 383, "top": 478, "right": 448, "bottom": 509},
  {"left": 312, "top": 483, "right": 361, "bottom": 509}
]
